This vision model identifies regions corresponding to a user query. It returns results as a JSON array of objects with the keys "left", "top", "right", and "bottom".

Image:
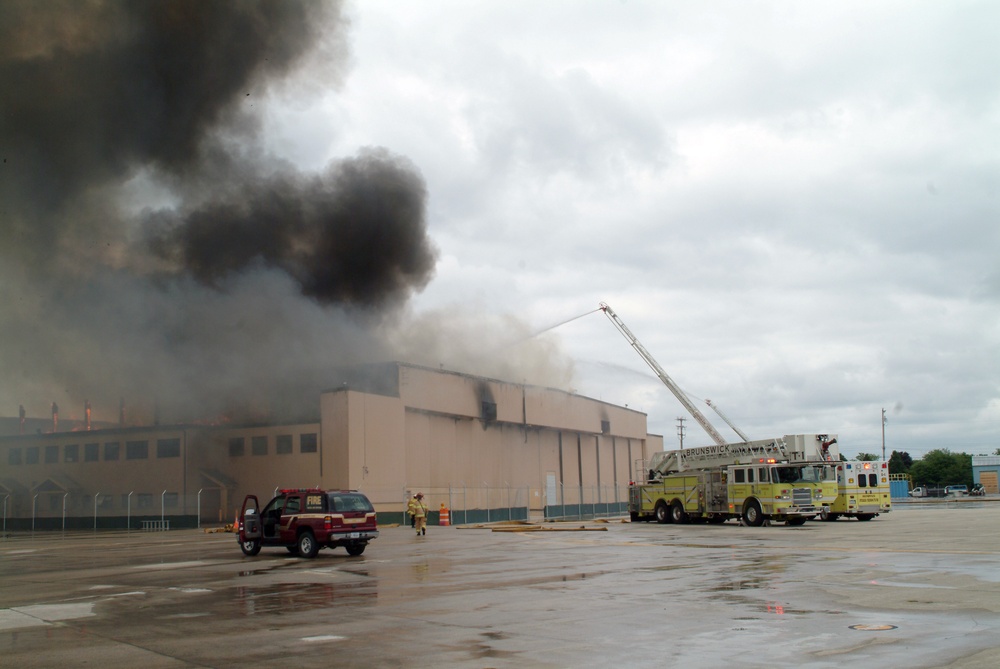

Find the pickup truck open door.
[{"left": 238, "top": 495, "right": 262, "bottom": 555}]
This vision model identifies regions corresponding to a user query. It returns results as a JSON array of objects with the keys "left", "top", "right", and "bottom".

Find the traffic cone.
[{"left": 439, "top": 503, "right": 450, "bottom": 526}]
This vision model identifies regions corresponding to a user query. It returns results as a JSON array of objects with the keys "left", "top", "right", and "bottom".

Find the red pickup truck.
[{"left": 238, "top": 488, "right": 378, "bottom": 558}]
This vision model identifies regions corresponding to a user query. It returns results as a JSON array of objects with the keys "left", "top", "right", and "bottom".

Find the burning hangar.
[{"left": 0, "top": 362, "right": 661, "bottom": 529}]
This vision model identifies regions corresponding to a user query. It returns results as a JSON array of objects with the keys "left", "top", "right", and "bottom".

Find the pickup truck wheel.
[
  {"left": 670, "top": 501, "right": 688, "bottom": 524},
  {"left": 240, "top": 538, "right": 261, "bottom": 556},
  {"left": 297, "top": 531, "right": 319, "bottom": 558},
  {"left": 742, "top": 501, "right": 765, "bottom": 527},
  {"left": 346, "top": 543, "right": 366, "bottom": 556},
  {"left": 654, "top": 502, "right": 671, "bottom": 524}
]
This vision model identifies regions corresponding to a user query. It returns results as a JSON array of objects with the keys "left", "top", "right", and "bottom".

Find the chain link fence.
[
  {"left": 0, "top": 490, "right": 214, "bottom": 532},
  {"left": 365, "top": 483, "right": 629, "bottom": 526},
  {"left": 1, "top": 482, "right": 630, "bottom": 533}
]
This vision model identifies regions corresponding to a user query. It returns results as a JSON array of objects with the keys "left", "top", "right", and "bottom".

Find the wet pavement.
[{"left": 2, "top": 504, "right": 999, "bottom": 668}]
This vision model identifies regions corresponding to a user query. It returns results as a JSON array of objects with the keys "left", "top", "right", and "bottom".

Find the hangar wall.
[
  {"left": 0, "top": 363, "right": 661, "bottom": 528},
  {"left": 323, "top": 364, "right": 655, "bottom": 519}
]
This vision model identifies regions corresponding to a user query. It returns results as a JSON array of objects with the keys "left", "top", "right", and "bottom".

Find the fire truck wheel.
[
  {"left": 670, "top": 502, "right": 688, "bottom": 524},
  {"left": 742, "top": 501, "right": 764, "bottom": 527},
  {"left": 240, "top": 539, "right": 261, "bottom": 556},
  {"left": 654, "top": 502, "right": 671, "bottom": 524},
  {"left": 297, "top": 531, "right": 319, "bottom": 558},
  {"left": 819, "top": 508, "right": 835, "bottom": 521},
  {"left": 855, "top": 514, "right": 875, "bottom": 522},
  {"left": 346, "top": 542, "right": 366, "bottom": 556}
]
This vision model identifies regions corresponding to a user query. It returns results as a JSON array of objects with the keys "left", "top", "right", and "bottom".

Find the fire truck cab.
[{"left": 238, "top": 488, "right": 378, "bottom": 558}]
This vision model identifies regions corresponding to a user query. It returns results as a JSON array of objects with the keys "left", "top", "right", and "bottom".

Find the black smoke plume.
[
  {"left": 0, "top": 0, "right": 438, "bottom": 425},
  {"left": 146, "top": 149, "right": 435, "bottom": 309}
]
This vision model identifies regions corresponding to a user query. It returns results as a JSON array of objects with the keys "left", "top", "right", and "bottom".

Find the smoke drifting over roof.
[{"left": 0, "top": 1, "right": 439, "bottom": 424}]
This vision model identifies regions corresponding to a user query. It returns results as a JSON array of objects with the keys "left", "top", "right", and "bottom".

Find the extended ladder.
[
  {"left": 646, "top": 434, "right": 840, "bottom": 476},
  {"left": 649, "top": 437, "right": 788, "bottom": 475}
]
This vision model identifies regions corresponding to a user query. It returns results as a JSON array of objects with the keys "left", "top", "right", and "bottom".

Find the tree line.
[{"left": 854, "top": 449, "right": 978, "bottom": 487}]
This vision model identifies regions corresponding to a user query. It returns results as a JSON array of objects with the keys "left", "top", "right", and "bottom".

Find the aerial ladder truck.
[
  {"left": 631, "top": 434, "right": 840, "bottom": 526},
  {"left": 598, "top": 302, "right": 839, "bottom": 526}
]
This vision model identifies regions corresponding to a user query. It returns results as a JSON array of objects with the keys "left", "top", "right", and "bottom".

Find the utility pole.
[
  {"left": 881, "top": 408, "right": 887, "bottom": 461},
  {"left": 677, "top": 417, "right": 686, "bottom": 450}
]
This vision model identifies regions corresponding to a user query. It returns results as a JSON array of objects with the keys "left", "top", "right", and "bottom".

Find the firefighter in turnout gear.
[
  {"left": 407, "top": 494, "right": 418, "bottom": 527},
  {"left": 409, "top": 493, "right": 428, "bottom": 536}
]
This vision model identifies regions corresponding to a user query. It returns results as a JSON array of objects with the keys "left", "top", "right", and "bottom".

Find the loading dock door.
[
  {"left": 980, "top": 471, "right": 999, "bottom": 494},
  {"left": 546, "top": 473, "right": 557, "bottom": 507}
]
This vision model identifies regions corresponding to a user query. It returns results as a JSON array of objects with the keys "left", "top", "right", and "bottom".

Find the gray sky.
[
  {"left": 287, "top": 1, "right": 998, "bottom": 457},
  {"left": 2, "top": 1, "right": 997, "bottom": 459}
]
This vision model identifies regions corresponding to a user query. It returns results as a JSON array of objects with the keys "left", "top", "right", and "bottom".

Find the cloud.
[
  {"left": 3, "top": 1, "right": 997, "bottom": 461},
  {"left": 318, "top": 2, "right": 1000, "bottom": 456}
]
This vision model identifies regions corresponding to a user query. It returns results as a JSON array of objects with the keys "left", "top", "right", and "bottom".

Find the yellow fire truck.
[
  {"left": 818, "top": 460, "right": 891, "bottom": 521},
  {"left": 597, "top": 304, "right": 839, "bottom": 526},
  {"left": 629, "top": 434, "right": 839, "bottom": 527}
]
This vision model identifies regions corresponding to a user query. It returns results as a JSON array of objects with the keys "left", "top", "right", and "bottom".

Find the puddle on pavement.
[
  {"left": 759, "top": 601, "right": 813, "bottom": 615},
  {"left": 235, "top": 556, "right": 322, "bottom": 578},
  {"left": 873, "top": 580, "right": 953, "bottom": 589},
  {"left": 231, "top": 581, "right": 377, "bottom": 616},
  {"left": 161, "top": 612, "right": 210, "bottom": 619},
  {"left": 441, "top": 631, "right": 518, "bottom": 661},
  {"left": 638, "top": 564, "right": 692, "bottom": 573},
  {"left": 521, "top": 570, "right": 611, "bottom": 590},
  {"left": 302, "top": 634, "right": 346, "bottom": 643},
  {"left": 709, "top": 575, "right": 770, "bottom": 591}
]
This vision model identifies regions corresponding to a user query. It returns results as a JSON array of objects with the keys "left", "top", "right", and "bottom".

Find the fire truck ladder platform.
[{"left": 649, "top": 438, "right": 789, "bottom": 476}]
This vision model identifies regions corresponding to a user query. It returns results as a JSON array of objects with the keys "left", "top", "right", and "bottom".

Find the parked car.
[{"left": 945, "top": 485, "right": 969, "bottom": 496}]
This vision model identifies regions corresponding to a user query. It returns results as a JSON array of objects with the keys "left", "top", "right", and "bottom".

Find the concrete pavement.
[{"left": 1, "top": 503, "right": 999, "bottom": 668}]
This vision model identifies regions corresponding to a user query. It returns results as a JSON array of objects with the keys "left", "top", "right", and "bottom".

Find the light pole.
[{"left": 882, "top": 408, "right": 887, "bottom": 462}]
